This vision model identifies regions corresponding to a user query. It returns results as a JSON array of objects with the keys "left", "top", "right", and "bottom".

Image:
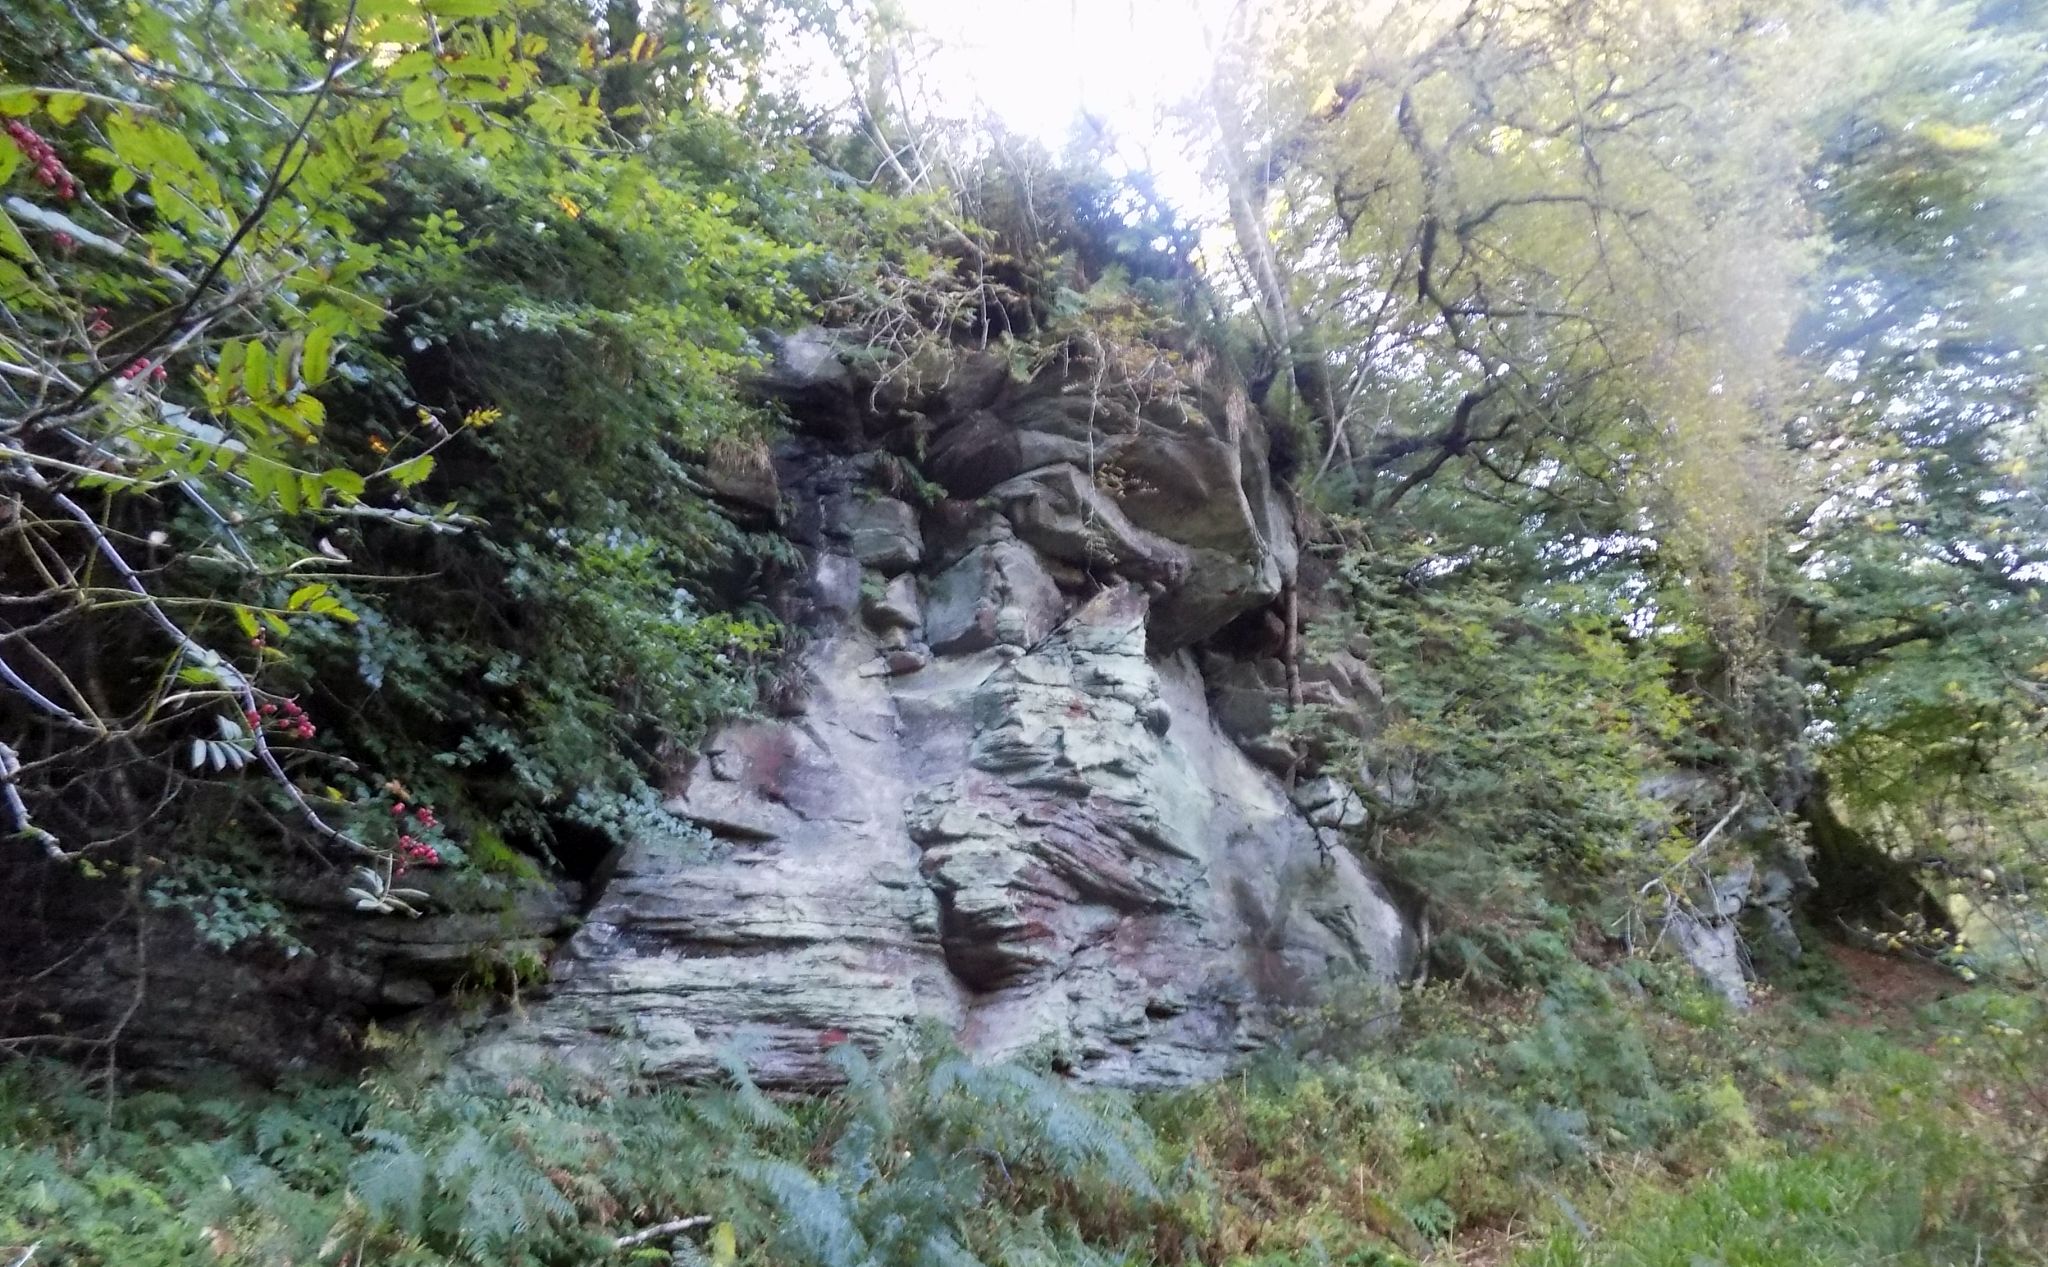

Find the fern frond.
[
  {"left": 737, "top": 1157, "right": 867, "bottom": 1267},
  {"left": 350, "top": 1127, "right": 428, "bottom": 1231}
]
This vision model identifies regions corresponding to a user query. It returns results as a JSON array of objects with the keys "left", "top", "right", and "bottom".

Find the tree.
[
  {"left": 0, "top": 0, "right": 856, "bottom": 983},
  {"left": 1199, "top": 0, "right": 2047, "bottom": 983}
]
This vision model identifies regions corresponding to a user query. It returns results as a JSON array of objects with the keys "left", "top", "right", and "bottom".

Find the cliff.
[{"left": 476, "top": 331, "right": 1417, "bottom": 1086}]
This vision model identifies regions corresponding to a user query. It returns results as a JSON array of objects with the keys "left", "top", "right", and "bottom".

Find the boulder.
[
  {"left": 1293, "top": 776, "right": 1369, "bottom": 832},
  {"left": 987, "top": 464, "right": 1190, "bottom": 588},
  {"left": 1642, "top": 776, "right": 1818, "bottom": 1002},
  {"left": 862, "top": 573, "right": 923, "bottom": 633},
  {"left": 0, "top": 860, "right": 582, "bottom": 1081},
  {"left": 920, "top": 349, "right": 1298, "bottom": 649},
  {"left": 699, "top": 442, "right": 780, "bottom": 526},
  {"left": 923, "top": 540, "right": 1064, "bottom": 655},
  {"left": 827, "top": 495, "right": 923, "bottom": 574},
  {"left": 1203, "top": 648, "right": 1387, "bottom": 775},
  {"left": 927, "top": 410, "right": 1024, "bottom": 498},
  {"left": 757, "top": 327, "right": 861, "bottom": 443},
  {"left": 809, "top": 552, "right": 863, "bottom": 620}
]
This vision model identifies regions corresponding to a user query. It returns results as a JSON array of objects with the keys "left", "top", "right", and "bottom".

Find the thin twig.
[
  {"left": 1, "top": 741, "right": 65, "bottom": 858},
  {"left": 42, "top": 488, "right": 371, "bottom": 856}
]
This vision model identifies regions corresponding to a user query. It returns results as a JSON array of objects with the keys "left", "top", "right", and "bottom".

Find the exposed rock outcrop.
[
  {"left": 1642, "top": 774, "right": 1817, "bottom": 1008},
  {"left": 0, "top": 331, "right": 1414, "bottom": 1088},
  {"left": 480, "top": 336, "right": 1416, "bottom": 1087},
  {"left": 499, "top": 584, "right": 1412, "bottom": 1086},
  {"left": 0, "top": 866, "right": 581, "bottom": 1080}
]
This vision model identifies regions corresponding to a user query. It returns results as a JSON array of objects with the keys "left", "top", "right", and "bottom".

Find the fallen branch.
[
  {"left": 611, "top": 1216, "right": 712, "bottom": 1250},
  {"left": 1637, "top": 793, "right": 1748, "bottom": 899}
]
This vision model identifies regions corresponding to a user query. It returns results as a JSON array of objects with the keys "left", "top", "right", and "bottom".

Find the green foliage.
[
  {"left": 143, "top": 859, "right": 305, "bottom": 955},
  {"left": 0, "top": 967, "right": 2036, "bottom": 1267},
  {"left": 1783, "top": 0, "right": 2048, "bottom": 891},
  {"left": 1520, "top": 1143, "right": 2016, "bottom": 1267},
  {"left": 0, "top": 1035, "right": 1166, "bottom": 1267},
  {"left": 1148, "top": 963, "right": 2035, "bottom": 1265},
  {"left": 1227, "top": 0, "right": 2046, "bottom": 973},
  {"left": 0, "top": 0, "right": 933, "bottom": 932},
  {"left": 1325, "top": 524, "right": 1690, "bottom": 983}
]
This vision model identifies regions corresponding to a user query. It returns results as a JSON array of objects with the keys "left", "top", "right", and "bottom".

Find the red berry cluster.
[
  {"left": 87, "top": 308, "right": 112, "bottom": 339},
  {"left": 391, "top": 802, "right": 444, "bottom": 868},
  {"left": 244, "top": 698, "right": 316, "bottom": 741},
  {"left": 6, "top": 119, "right": 79, "bottom": 200},
  {"left": 118, "top": 358, "right": 168, "bottom": 385}
]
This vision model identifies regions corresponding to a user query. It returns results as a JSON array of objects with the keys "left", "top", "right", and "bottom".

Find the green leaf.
[
  {"left": 43, "top": 91, "right": 86, "bottom": 125},
  {"left": 287, "top": 583, "right": 328, "bottom": 612},
  {"left": 401, "top": 77, "right": 447, "bottom": 123},
  {"left": 385, "top": 454, "right": 435, "bottom": 489},
  {"left": 270, "top": 462, "right": 303, "bottom": 514},
  {"left": 242, "top": 342, "right": 270, "bottom": 403},
  {"left": 302, "top": 326, "right": 335, "bottom": 386},
  {"left": 322, "top": 467, "right": 366, "bottom": 500},
  {"left": 0, "top": 210, "right": 29, "bottom": 262}
]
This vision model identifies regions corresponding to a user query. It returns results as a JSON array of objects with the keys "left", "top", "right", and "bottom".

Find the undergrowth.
[{"left": 0, "top": 957, "right": 2035, "bottom": 1267}]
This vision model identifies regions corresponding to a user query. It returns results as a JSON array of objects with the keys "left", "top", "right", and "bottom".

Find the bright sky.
[
  {"left": 775, "top": 0, "right": 1240, "bottom": 213},
  {"left": 889, "top": 0, "right": 1231, "bottom": 151}
]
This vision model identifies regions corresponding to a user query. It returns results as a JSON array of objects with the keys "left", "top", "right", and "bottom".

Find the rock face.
[
  {"left": 0, "top": 331, "right": 1415, "bottom": 1089},
  {"left": 1641, "top": 773, "right": 1816, "bottom": 1009},
  {"left": 0, "top": 864, "right": 582, "bottom": 1080},
  {"left": 489, "top": 335, "right": 1416, "bottom": 1087}
]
